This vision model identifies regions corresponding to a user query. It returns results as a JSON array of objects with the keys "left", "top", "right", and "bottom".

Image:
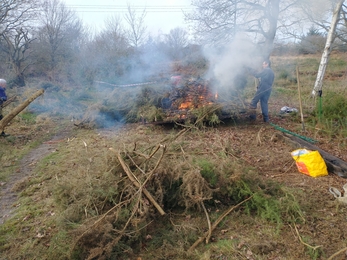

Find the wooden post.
[
  {"left": 296, "top": 66, "right": 305, "bottom": 131},
  {"left": 0, "top": 89, "right": 44, "bottom": 132}
]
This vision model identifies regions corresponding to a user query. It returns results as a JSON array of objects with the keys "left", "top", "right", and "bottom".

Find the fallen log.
[
  {"left": 0, "top": 89, "right": 44, "bottom": 132},
  {"left": 282, "top": 133, "right": 347, "bottom": 178}
]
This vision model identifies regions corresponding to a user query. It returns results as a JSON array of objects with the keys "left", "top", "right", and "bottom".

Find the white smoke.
[{"left": 203, "top": 33, "right": 260, "bottom": 90}]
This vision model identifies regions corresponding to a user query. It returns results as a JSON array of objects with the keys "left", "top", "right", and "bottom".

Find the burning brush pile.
[
  {"left": 75, "top": 74, "right": 248, "bottom": 128},
  {"left": 160, "top": 76, "right": 219, "bottom": 122},
  {"left": 154, "top": 75, "right": 249, "bottom": 124}
]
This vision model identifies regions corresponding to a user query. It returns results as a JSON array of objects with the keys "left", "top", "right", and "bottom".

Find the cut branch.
[
  {"left": 0, "top": 95, "right": 17, "bottom": 108},
  {"left": 109, "top": 148, "right": 166, "bottom": 216},
  {"left": 0, "top": 89, "right": 44, "bottom": 132},
  {"left": 201, "top": 201, "right": 212, "bottom": 244},
  {"left": 188, "top": 195, "right": 253, "bottom": 252}
]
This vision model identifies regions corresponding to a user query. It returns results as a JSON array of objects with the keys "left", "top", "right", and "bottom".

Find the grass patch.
[{"left": 18, "top": 111, "right": 37, "bottom": 124}]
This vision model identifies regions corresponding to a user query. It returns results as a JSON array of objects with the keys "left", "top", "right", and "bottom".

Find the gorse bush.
[
  {"left": 278, "top": 69, "right": 290, "bottom": 80},
  {"left": 197, "top": 159, "right": 218, "bottom": 187},
  {"left": 226, "top": 174, "right": 304, "bottom": 226},
  {"left": 319, "top": 91, "right": 347, "bottom": 120}
]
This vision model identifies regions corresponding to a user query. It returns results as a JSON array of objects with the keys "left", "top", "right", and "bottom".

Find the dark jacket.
[
  {"left": 251, "top": 67, "right": 275, "bottom": 91},
  {"left": 0, "top": 87, "right": 7, "bottom": 105}
]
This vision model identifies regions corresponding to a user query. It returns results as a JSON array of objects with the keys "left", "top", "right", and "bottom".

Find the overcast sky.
[{"left": 63, "top": 0, "right": 193, "bottom": 34}]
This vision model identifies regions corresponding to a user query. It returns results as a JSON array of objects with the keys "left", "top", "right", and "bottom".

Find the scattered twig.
[
  {"left": 293, "top": 223, "right": 322, "bottom": 251},
  {"left": 141, "top": 145, "right": 166, "bottom": 187},
  {"left": 327, "top": 246, "right": 347, "bottom": 260},
  {"left": 43, "top": 139, "right": 65, "bottom": 144},
  {"left": 283, "top": 160, "right": 296, "bottom": 174},
  {"left": 256, "top": 127, "right": 264, "bottom": 145},
  {"left": 147, "top": 144, "right": 162, "bottom": 160},
  {"left": 110, "top": 148, "right": 165, "bottom": 215},
  {"left": 188, "top": 195, "right": 253, "bottom": 252},
  {"left": 159, "top": 127, "right": 190, "bottom": 145},
  {"left": 70, "top": 198, "right": 131, "bottom": 256},
  {"left": 126, "top": 153, "right": 147, "bottom": 175},
  {"left": 201, "top": 201, "right": 212, "bottom": 244},
  {"left": 119, "top": 220, "right": 154, "bottom": 236},
  {"left": 133, "top": 144, "right": 161, "bottom": 160}
]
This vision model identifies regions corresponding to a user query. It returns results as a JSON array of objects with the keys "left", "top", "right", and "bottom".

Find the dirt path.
[{"left": 0, "top": 127, "right": 72, "bottom": 224}]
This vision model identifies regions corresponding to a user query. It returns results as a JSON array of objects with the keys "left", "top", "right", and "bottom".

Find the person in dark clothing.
[
  {"left": 248, "top": 59, "right": 275, "bottom": 122},
  {"left": 0, "top": 79, "right": 8, "bottom": 137}
]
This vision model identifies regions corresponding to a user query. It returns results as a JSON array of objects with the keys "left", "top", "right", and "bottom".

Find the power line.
[
  {"left": 66, "top": 5, "right": 193, "bottom": 13},
  {"left": 66, "top": 5, "right": 191, "bottom": 7}
]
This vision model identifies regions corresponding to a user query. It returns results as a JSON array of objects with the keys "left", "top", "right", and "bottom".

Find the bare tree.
[
  {"left": 34, "top": 0, "right": 83, "bottom": 82},
  {"left": 186, "top": 0, "right": 281, "bottom": 57},
  {"left": 326, "top": 2, "right": 347, "bottom": 45},
  {"left": 124, "top": 4, "right": 147, "bottom": 48},
  {"left": 0, "top": 0, "right": 40, "bottom": 81},
  {"left": 165, "top": 27, "right": 189, "bottom": 60},
  {"left": 82, "top": 16, "right": 132, "bottom": 82},
  {"left": 0, "top": 28, "right": 36, "bottom": 86},
  {"left": 297, "top": 26, "right": 326, "bottom": 54},
  {"left": 312, "top": 0, "right": 345, "bottom": 96},
  {"left": 0, "top": 0, "right": 39, "bottom": 35}
]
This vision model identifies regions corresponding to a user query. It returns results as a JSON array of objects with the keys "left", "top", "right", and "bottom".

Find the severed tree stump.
[{"left": 0, "top": 89, "right": 44, "bottom": 132}]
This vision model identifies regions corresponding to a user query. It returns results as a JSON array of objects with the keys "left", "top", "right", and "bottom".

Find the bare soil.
[{"left": 0, "top": 125, "right": 73, "bottom": 224}]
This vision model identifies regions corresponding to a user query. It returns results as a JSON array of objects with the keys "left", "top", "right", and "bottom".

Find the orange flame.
[{"left": 179, "top": 102, "right": 192, "bottom": 109}]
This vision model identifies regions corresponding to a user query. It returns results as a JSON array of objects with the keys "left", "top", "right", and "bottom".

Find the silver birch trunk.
[{"left": 312, "top": 0, "right": 345, "bottom": 96}]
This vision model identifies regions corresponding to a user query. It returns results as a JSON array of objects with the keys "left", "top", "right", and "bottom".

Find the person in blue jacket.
[
  {"left": 0, "top": 79, "right": 8, "bottom": 137},
  {"left": 248, "top": 59, "right": 275, "bottom": 123}
]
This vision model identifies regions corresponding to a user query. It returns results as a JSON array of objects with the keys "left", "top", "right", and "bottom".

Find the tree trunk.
[
  {"left": 312, "top": 0, "right": 344, "bottom": 96},
  {"left": 264, "top": 0, "right": 280, "bottom": 58},
  {"left": 0, "top": 89, "right": 44, "bottom": 132}
]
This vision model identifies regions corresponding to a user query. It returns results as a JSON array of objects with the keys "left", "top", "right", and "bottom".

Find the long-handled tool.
[{"left": 296, "top": 65, "right": 305, "bottom": 131}]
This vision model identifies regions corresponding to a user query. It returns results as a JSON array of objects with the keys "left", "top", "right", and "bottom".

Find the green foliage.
[
  {"left": 309, "top": 91, "right": 347, "bottom": 138},
  {"left": 299, "top": 57, "right": 320, "bottom": 69},
  {"left": 227, "top": 175, "right": 304, "bottom": 226},
  {"left": 190, "top": 105, "right": 221, "bottom": 127},
  {"left": 197, "top": 159, "right": 218, "bottom": 187},
  {"left": 328, "top": 58, "right": 347, "bottom": 68},
  {"left": 320, "top": 91, "right": 347, "bottom": 120},
  {"left": 47, "top": 231, "right": 73, "bottom": 259},
  {"left": 278, "top": 69, "right": 290, "bottom": 80},
  {"left": 18, "top": 111, "right": 36, "bottom": 124},
  {"left": 304, "top": 238, "right": 322, "bottom": 260},
  {"left": 136, "top": 105, "right": 166, "bottom": 122},
  {"left": 272, "top": 86, "right": 295, "bottom": 97}
]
